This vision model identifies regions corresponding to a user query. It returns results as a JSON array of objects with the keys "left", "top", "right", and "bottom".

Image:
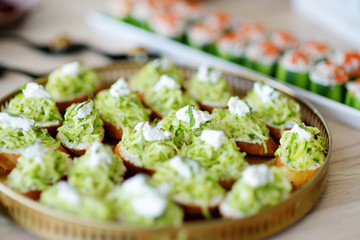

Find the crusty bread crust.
[
  {"left": 177, "top": 201, "right": 220, "bottom": 218},
  {"left": 102, "top": 118, "right": 123, "bottom": 140},
  {"left": 142, "top": 98, "right": 165, "bottom": 120},
  {"left": 218, "top": 178, "right": 237, "bottom": 191},
  {"left": 41, "top": 123, "right": 62, "bottom": 137},
  {"left": 236, "top": 137, "right": 278, "bottom": 156},
  {"left": 149, "top": 109, "right": 165, "bottom": 120},
  {"left": 56, "top": 132, "right": 104, "bottom": 157},
  {"left": 267, "top": 125, "right": 290, "bottom": 142},
  {"left": 0, "top": 152, "right": 21, "bottom": 170},
  {"left": 56, "top": 94, "right": 91, "bottom": 114},
  {"left": 56, "top": 144, "right": 71, "bottom": 158},
  {"left": 21, "top": 190, "right": 42, "bottom": 200},
  {"left": 198, "top": 101, "right": 227, "bottom": 113},
  {"left": 113, "top": 142, "right": 155, "bottom": 176},
  {"left": 136, "top": 92, "right": 145, "bottom": 105},
  {"left": 0, "top": 143, "right": 69, "bottom": 171},
  {"left": 55, "top": 84, "right": 105, "bottom": 114},
  {"left": 274, "top": 155, "right": 320, "bottom": 190}
]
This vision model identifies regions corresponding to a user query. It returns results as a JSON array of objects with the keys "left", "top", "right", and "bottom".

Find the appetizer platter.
[
  {"left": 87, "top": 0, "right": 360, "bottom": 130},
  {"left": 0, "top": 60, "right": 331, "bottom": 240}
]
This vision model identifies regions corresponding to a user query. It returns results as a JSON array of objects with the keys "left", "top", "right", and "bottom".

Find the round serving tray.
[{"left": 0, "top": 62, "right": 331, "bottom": 240}]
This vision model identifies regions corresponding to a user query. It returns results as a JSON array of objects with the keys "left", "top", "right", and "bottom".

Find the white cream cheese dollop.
[
  {"left": 227, "top": 96, "right": 250, "bottom": 117},
  {"left": 153, "top": 75, "right": 180, "bottom": 91},
  {"left": 279, "top": 50, "right": 311, "bottom": 73},
  {"left": 289, "top": 123, "right": 312, "bottom": 140},
  {"left": 61, "top": 61, "right": 82, "bottom": 77},
  {"left": 309, "top": 61, "right": 341, "bottom": 86},
  {"left": 151, "top": 58, "right": 173, "bottom": 71},
  {"left": 219, "top": 198, "right": 245, "bottom": 218},
  {"left": 196, "top": 65, "right": 222, "bottom": 84},
  {"left": 176, "top": 105, "right": 213, "bottom": 129},
  {"left": 242, "top": 164, "right": 274, "bottom": 188},
  {"left": 218, "top": 37, "right": 246, "bottom": 57},
  {"left": 109, "top": 78, "right": 131, "bottom": 97},
  {"left": 86, "top": 142, "right": 112, "bottom": 167},
  {"left": 0, "top": 112, "right": 34, "bottom": 131},
  {"left": 23, "top": 82, "right": 51, "bottom": 99},
  {"left": 200, "top": 129, "right": 227, "bottom": 150},
  {"left": 134, "top": 122, "right": 171, "bottom": 142},
  {"left": 168, "top": 156, "right": 201, "bottom": 179},
  {"left": 56, "top": 181, "right": 81, "bottom": 205},
  {"left": 73, "top": 100, "right": 93, "bottom": 120},
  {"left": 245, "top": 42, "right": 278, "bottom": 65},
  {"left": 253, "top": 82, "right": 280, "bottom": 103},
  {"left": 22, "top": 141, "right": 47, "bottom": 164},
  {"left": 122, "top": 174, "right": 167, "bottom": 218},
  {"left": 346, "top": 82, "right": 360, "bottom": 100}
]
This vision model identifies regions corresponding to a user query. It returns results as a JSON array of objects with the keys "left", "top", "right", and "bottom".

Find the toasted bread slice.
[
  {"left": 56, "top": 132, "right": 104, "bottom": 157},
  {"left": 55, "top": 84, "right": 105, "bottom": 114},
  {"left": 149, "top": 108, "right": 165, "bottom": 120},
  {"left": 20, "top": 190, "right": 42, "bottom": 201},
  {"left": 35, "top": 121, "right": 62, "bottom": 137},
  {"left": 136, "top": 92, "right": 145, "bottom": 105},
  {"left": 113, "top": 142, "right": 155, "bottom": 176},
  {"left": 176, "top": 200, "right": 221, "bottom": 218},
  {"left": 218, "top": 178, "right": 237, "bottom": 191},
  {"left": 0, "top": 152, "right": 21, "bottom": 170},
  {"left": 274, "top": 155, "right": 320, "bottom": 190},
  {"left": 235, "top": 137, "right": 278, "bottom": 156},
  {"left": 56, "top": 94, "right": 91, "bottom": 114},
  {"left": 141, "top": 98, "right": 166, "bottom": 120},
  {"left": 267, "top": 125, "right": 290, "bottom": 142},
  {"left": 198, "top": 101, "right": 227, "bottom": 113},
  {"left": 0, "top": 144, "right": 70, "bottom": 171},
  {"left": 102, "top": 118, "right": 123, "bottom": 140}
]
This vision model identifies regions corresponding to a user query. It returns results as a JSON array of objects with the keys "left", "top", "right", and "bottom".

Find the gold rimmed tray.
[{"left": 0, "top": 62, "right": 331, "bottom": 240}]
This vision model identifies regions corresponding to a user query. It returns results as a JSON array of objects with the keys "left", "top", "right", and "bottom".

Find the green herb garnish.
[{"left": 188, "top": 105, "right": 195, "bottom": 128}]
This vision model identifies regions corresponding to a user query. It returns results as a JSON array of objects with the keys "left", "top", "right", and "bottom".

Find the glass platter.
[
  {"left": 87, "top": 11, "right": 360, "bottom": 130},
  {"left": 0, "top": 62, "right": 331, "bottom": 240}
]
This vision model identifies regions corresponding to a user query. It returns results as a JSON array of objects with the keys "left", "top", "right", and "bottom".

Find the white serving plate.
[{"left": 87, "top": 12, "right": 360, "bottom": 130}]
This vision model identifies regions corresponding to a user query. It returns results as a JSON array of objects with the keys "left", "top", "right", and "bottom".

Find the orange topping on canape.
[
  {"left": 260, "top": 41, "right": 280, "bottom": 57},
  {"left": 236, "top": 22, "right": 266, "bottom": 38},
  {"left": 333, "top": 65, "right": 349, "bottom": 84},
  {"left": 291, "top": 50, "right": 309, "bottom": 64},
  {"left": 305, "top": 40, "right": 329, "bottom": 53},
  {"left": 206, "top": 10, "right": 231, "bottom": 30},
  {"left": 274, "top": 30, "right": 298, "bottom": 45},
  {"left": 187, "top": 0, "right": 203, "bottom": 9}
]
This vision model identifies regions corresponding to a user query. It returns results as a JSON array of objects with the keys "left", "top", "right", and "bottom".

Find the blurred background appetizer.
[
  {"left": 220, "top": 164, "right": 291, "bottom": 218},
  {"left": 46, "top": 61, "right": 101, "bottom": 113},
  {"left": 105, "top": 174, "right": 183, "bottom": 226},
  {"left": 186, "top": 65, "right": 232, "bottom": 111}
]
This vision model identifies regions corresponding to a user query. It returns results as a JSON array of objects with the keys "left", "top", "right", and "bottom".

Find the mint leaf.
[{"left": 188, "top": 105, "right": 195, "bottom": 127}]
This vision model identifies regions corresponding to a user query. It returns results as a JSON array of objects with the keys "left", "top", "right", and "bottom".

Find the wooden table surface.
[{"left": 1, "top": 0, "right": 360, "bottom": 239}]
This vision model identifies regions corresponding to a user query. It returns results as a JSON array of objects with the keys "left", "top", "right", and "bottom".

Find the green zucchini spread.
[{"left": 57, "top": 100, "right": 104, "bottom": 149}]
